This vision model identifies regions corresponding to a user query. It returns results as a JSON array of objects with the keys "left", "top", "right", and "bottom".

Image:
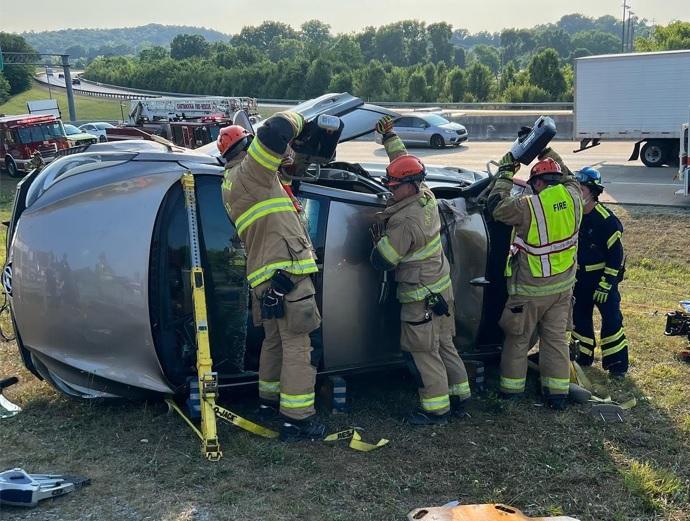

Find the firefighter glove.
[
  {"left": 593, "top": 278, "right": 612, "bottom": 304},
  {"left": 497, "top": 152, "right": 519, "bottom": 178},
  {"left": 375, "top": 115, "right": 395, "bottom": 136}
]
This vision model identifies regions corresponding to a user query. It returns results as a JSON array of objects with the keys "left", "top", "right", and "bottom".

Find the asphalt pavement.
[
  {"left": 36, "top": 72, "right": 140, "bottom": 96},
  {"left": 338, "top": 140, "right": 690, "bottom": 208}
]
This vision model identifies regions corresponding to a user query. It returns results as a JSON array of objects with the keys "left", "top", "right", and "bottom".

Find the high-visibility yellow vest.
[{"left": 507, "top": 184, "right": 579, "bottom": 279}]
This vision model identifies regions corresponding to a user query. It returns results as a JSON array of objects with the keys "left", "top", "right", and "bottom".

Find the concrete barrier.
[{"left": 446, "top": 112, "right": 574, "bottom": 141}]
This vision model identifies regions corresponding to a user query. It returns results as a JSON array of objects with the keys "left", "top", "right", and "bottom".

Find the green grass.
[
  {"left": 0, "top": 83, "right": 124, "bottom": 121},
  {"left": 0, "top": 186, "right": 689, "bottom": 520}
]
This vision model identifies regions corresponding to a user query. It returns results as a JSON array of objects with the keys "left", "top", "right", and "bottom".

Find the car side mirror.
[{"left": 470, "top": 277, "right": 491, "bottom": 287}]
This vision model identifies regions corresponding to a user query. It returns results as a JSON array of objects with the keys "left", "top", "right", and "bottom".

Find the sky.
[{"left": 2, "top": 0, "right": 689, "bottom": 34}]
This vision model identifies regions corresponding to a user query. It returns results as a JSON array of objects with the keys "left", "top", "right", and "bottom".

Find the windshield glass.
[
  {"left": 64, "top": 124, "right": 80, "bottom": 135},
  {"left": 96, "top": 123, "right": 115, "bottom": 130},
  {"left": 423, "top": 114, "right": 450, "bottom": 126},
  {"left": 17, "top": 123, "right": 66, "bottom": 143}
]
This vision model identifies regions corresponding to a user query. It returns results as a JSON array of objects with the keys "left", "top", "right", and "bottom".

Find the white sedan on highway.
[{"left": 79, "top": 122, "right": 115, "bottom": 142}]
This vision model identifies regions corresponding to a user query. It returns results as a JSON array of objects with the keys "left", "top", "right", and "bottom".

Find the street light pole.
[
  {"left": 44, "top": 64, "right": 52, "bottom": 99},
  {"left": 621, "top": 1, "right": 629, "bottom": 53},
  {"left": 61, "top": 55, "right": 77, "bottom": 122}
]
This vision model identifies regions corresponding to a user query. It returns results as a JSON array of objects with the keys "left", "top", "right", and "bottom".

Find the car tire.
[
  {"left": 99, "top": 135, "right": 107, "bottom": 143},
  {"left": 430, "top": 134, "right": 445, "bottom": 149},
  {"left": 5, "top": 156, "right": 21, "bottom": 178},
  {"left": 640, "top": 141, "right": 665, "bottom": 168}
]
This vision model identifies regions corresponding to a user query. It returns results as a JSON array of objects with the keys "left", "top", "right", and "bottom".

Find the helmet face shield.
[{"left": 223, "top": 135, "right": 252, "bottom": 162}]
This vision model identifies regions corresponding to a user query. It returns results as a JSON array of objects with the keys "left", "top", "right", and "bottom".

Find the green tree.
[
  {"left": 0, "top": 74, "right": 11, "bottom": 103},
  {"left": 445, "top": 67, "right": 467, "bottom": 102},
  {"left": 471, "top": 44, "right": 500, "bottom": 75},
  {"left": 407, "top": 71, "right": 427, "bottom": 101},
  {"left": 356, "top": 60, "right": 387, "bottom": 100},
  {"left": 375, "top": 23, "right": 406, "bottom": 65},
  {"left": 0, "top": 32, "right": 37, "bottom": 95},
  {"left": 386, "top": 66, "right": 408, "bottom": 101},
  {"left": 528, "top": 48, "right": 566, "bottom": 99},
  {"left": 466, "top": 62, "right": 494, "bottom": 101},
  {"left": 304, "top": 58, "right": 332, "bottom": 97},
  {"left": 535, "top": 27, "right": 572, "bottom": 58},
  {"left": 170, "top": 34, "right": 210, "bottom": 60},
  {"left": 139, "top": 46, "right": 169, "bottom": 61},
  {"left": 428, "top": 22, "right": 454, "bottom": 65},
  {"left": 233, "top": 21, "right": 296, "bottom": 52},
  {"left": 301, "top": 20, "right": 332, "bottom": 50},
  {"left": 453, "top": 47, "right": 466, "bottom": 68},
  {"left": 328, "top": 35, "right": 363, "bottom": 66},
  {"left": 267, "top": 37, "right": 304, "bottom": 62},
  {"left": 498, "top": 61, "right": 518, "bottom": 92},
  {"left": 636, "top": 21, "right": 690, "bottom": 51},
  {"left": 328, "top": 71, "right": 353, "bottom": 93},
  {"left": 570, "top": 30, "right": 619, "bottom": 55},
  {"left": 356, "top": 26, "right": 377, "bottom": 61},
  {"left": 502, "top": 84, "right": 550, "bottom": 102},
  {"left": 401, "top": 20, "right": 428, "bottom": 65}
]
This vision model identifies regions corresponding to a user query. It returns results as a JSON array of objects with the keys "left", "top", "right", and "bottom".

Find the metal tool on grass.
[{"left": 0, "top": 377, "right": 21, "bottom": 419}]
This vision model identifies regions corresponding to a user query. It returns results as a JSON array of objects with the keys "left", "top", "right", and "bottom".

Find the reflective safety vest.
[{"left": 507, "top": 184, "right": 579, "bottom": 279}]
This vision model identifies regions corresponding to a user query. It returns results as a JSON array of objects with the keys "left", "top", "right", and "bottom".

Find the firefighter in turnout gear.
[
  {"left": 370, "top": 116, "right": 471, "bottom": 425},
  {"left": 573, "top": 167, "right": 628, "bottom": 377},
  {"left": 219, "top": 118, "right": 326, "bottom": 441},
  {"left": 487, "top": 148, "right": 583, "bottom": 410}
]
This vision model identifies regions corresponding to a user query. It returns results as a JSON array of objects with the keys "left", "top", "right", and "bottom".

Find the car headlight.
[{"left": 444, "top": 129, "right": 456, "bottom": 134}]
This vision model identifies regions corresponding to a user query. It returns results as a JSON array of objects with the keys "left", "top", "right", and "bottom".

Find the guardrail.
[{"left": 35, "top": 75, "right": 574, "bottom": 111}]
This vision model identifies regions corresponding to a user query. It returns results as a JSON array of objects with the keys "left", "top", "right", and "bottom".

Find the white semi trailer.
[{"left": 574, "top": 50, "right": 690, "bottom": 168}]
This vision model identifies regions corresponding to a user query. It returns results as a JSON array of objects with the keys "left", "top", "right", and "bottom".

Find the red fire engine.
[{"left": 0, "top": 114, "right": 70, "bottom": 177}]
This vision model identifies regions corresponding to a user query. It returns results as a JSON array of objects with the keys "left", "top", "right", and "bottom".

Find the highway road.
[
  {"left": 36, "top": 72, "right": 147, "bottom": 97},
  {"left": 338, "top": 140, "right": 690, "bottom": 208}
]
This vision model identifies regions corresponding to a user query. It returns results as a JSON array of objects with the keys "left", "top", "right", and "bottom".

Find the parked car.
[
  {"left": 376, "top": 113, "right": 469, "bottom": 149},
  {"left": 79, "top": 122, "right": 115, "bottom": 142},
  {"left": 63, "top": 124, "right": 98, "bottom": 146},
  {"left": 4, "top": 93, "right": 517, "bottom": 401}
]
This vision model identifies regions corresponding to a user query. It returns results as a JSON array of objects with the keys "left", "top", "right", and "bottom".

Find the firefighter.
[
  {"left": 487, "top": 148, "right": 583, "bottom": 410},
  {"left": 218, "top": 118, "right": 325, "bottom": 441},
  {"left": 370, "top": 116, "right": 471, "bottom": 425},
  {"left": 573, "top": 167, "right": 628, "bottom": 378}
]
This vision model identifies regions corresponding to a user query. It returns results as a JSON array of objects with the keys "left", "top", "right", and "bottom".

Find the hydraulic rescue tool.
[{"left": 0, "top": 468, "right": 89, "bottom": 508}]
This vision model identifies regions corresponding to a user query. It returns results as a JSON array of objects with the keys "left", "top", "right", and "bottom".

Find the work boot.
[
  {"left": 405, "top": 409, "right": 450, "bottom": 426},
  {"left": 449, "top": 396, "right": 468, "bottom": 418},
  {"left": 576, "top": 354, "right": 593, "bottom": 367},
  {"left": 499, "top": 391, "right": 524, "bottom": 402},
  {"left": 256, "top": 400, "right": 279, "bottom": 422},
  {"left": 279, "top": 416, "right": 326, "bottom": 442},
  {"left": 545, "top": 395, "right": 568, "bottom": 411}
]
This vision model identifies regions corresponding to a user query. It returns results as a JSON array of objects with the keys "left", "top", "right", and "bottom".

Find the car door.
[
  {"left": 409, "top": 117, "right": 430, "bottom": 144},
  {"left": 393, "top": 117, "right": 415, "bottom": 144}
]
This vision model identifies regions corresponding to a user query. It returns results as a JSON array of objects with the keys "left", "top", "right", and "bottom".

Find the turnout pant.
[
  {"left": 253, "top": 277, "right": 321, "bottom": 420},
  {"left": 573, "top": 272, "right": 628, "bottom": 374},
  {"left": 401, "top": 300, "right": 470, "bottom": 415},
  {"left": 499, "top": 290, "right": 572, "bottom": 397}
]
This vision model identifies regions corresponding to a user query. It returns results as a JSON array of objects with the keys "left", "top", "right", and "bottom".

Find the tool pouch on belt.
[
  {"left": 400, "top": 302, "right": 434, "bottom": 352},
  {"left": 284, "top": 277, "right": 321, "bottom": 335},
  {"left": 499, "top": 299, "right": 527, "bottom": 337},
  {"left": 261, "top": 288, "right": 285, "bottom": 320}
]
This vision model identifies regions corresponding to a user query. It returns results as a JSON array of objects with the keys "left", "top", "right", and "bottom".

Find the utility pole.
[
  {"left": 628, "top": 14, "right": 636, "bottom": 52},
  {"left": 61, "top": 55, "right": 76, "bottom": 122},
  {"left": 621, "top": 1, "right": 629, "bottom": 53},
  {"left": 44, "top": 64, "right": 52, "bottom": 99}
]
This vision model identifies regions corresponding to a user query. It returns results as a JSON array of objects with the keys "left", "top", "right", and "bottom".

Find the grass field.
[
  {"left": 0, "top": 174, "right": 689, "bottom": 520},
  {"left": 0, "top": 83, "right": 124, "bottom": 122}
]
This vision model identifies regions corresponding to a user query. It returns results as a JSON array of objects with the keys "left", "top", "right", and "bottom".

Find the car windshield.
[
  {"left": 17, "top": 123, "right": 66, "bottom": 143},
  {"left": 64, "top": 124, "right": 80, "bottom": 135},
  {"left": 95, "top": 123, "right": 115, "bottom": 130},
  {"left": 423, "top": 114, "right": 450, "bottom": 126}
]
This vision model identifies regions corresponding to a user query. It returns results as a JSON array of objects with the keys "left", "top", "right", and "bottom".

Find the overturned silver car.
[{"left": 5, "top": 94, "right": 519, "bottom": 400}]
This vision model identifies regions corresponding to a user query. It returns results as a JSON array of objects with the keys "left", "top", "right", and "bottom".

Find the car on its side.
[
  {"left": 79, "top": 122, "right": 115, "bottom": 143},
  {"left": 63, "top": 124, "right": 98, "bottom": 146},
  {"left": 376, "top": 113, "right": 468, "bottom": 149},
  {"left": 4, "top": 93, "right": 520, "bottom": 401}
]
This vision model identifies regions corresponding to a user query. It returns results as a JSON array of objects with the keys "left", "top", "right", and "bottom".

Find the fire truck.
[
  {"left": 0, "top": 114, "right": 70, "bottom": 177},
  {"left": 106, "top": 96, "right": 260, "bottom": 149}
]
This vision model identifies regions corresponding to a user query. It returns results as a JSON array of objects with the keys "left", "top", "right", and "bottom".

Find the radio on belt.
[{"left": 509, "top": 116, "right": 557, "bottom": 165}]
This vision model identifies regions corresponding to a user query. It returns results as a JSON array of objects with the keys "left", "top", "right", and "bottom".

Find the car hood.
[
  {"left": 265, "top": 93, "right": 398, "bottom": 143},
  {"left": 439, "top": 122, "right": 466, "bottom": 131}
]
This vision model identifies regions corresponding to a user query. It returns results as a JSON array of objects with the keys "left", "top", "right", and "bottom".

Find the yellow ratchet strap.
[
  {"left": 213, "top": 405, "right": 279, "bottom": 439},
  {"left": 323, "top": 428, "right": 389, "bottom": 452}
]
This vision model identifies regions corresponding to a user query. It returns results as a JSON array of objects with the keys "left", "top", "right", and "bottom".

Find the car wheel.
[
  {"left": 430, "top": 134, "right": 445, "bottom": 149},
  {"left": 640, "top": 142, "right": 665, "bottom": 167},
  {"left": 99, "top": 135, "right": 107, "bottom": 143},
  {"left": 5, "top": 156, "right": 21, "bottom": 178}
]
